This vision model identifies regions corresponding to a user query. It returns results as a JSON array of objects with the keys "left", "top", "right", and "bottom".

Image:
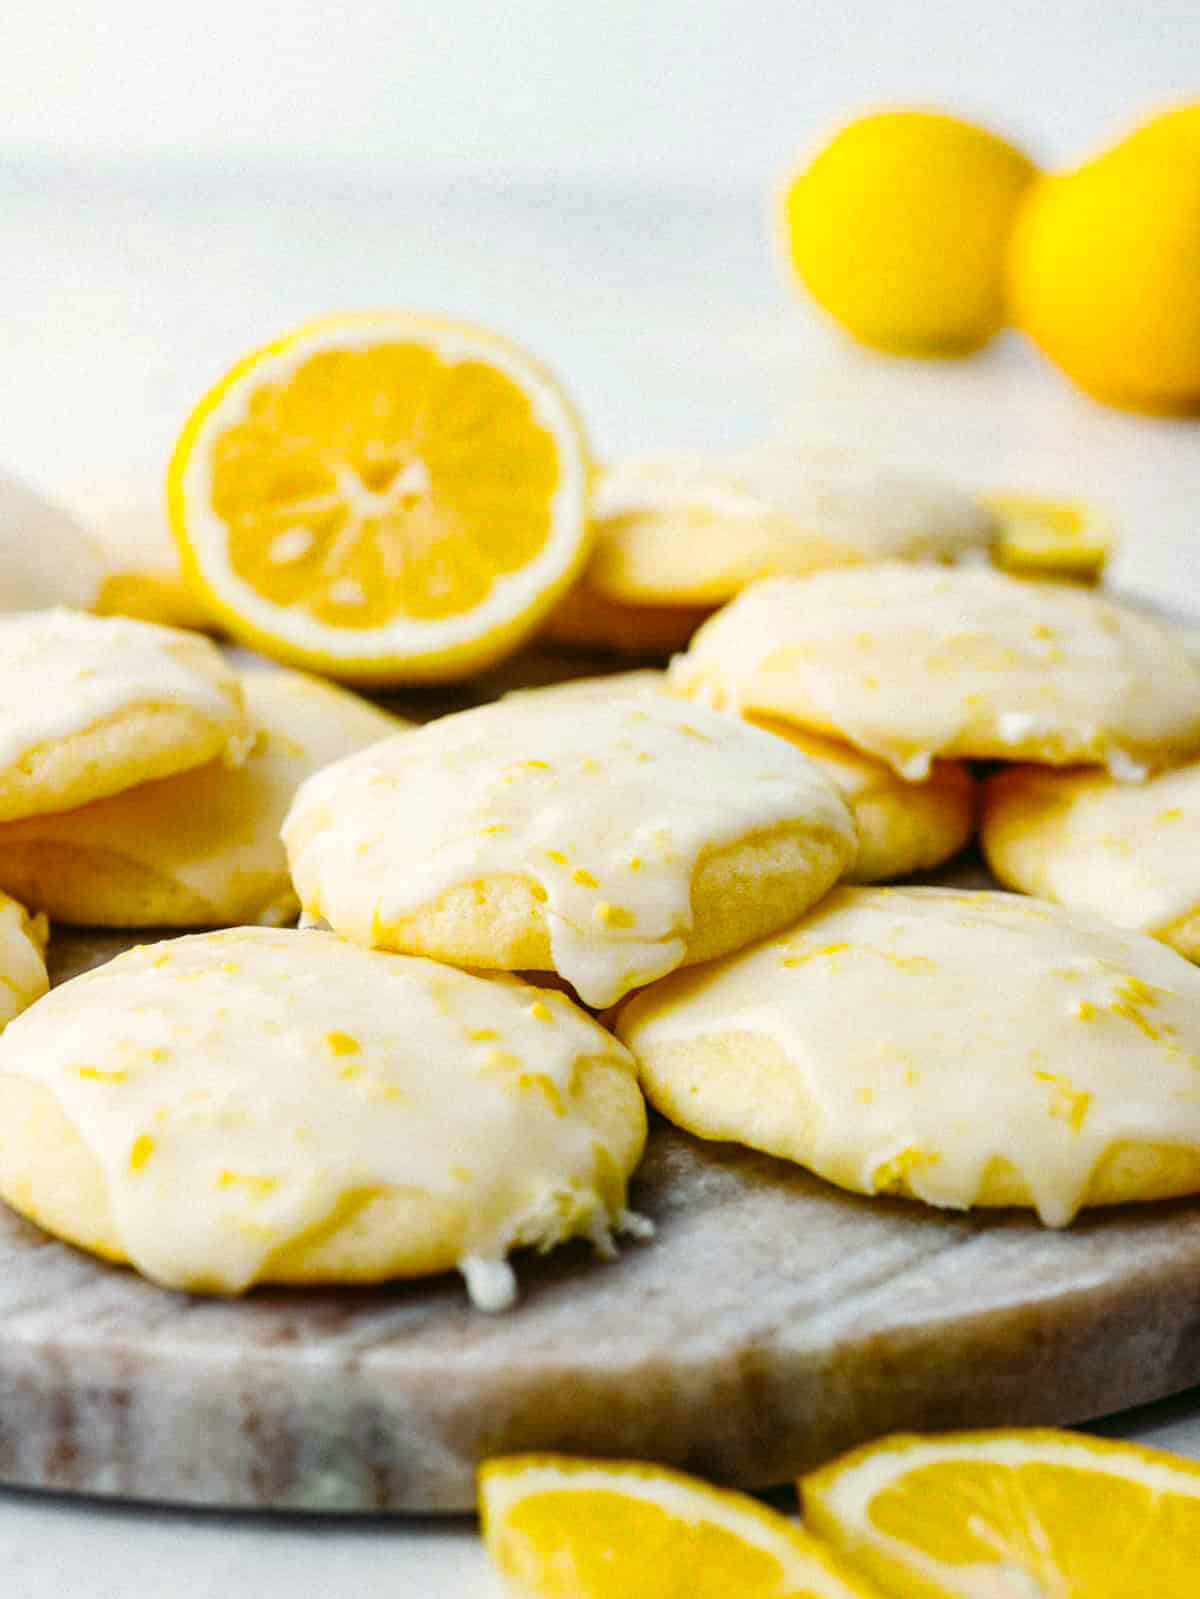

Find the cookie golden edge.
[
  {"left": 500, "top": 674, "right": 976, "bottom": 886},
  {"left": 981, "top": 764, "right": 1200, "bottom": 962},
  {"left": 0, "top": 669, "right": 403, "bottom": 929},
  {"left": 0, "top": 935, "right": 647, "bottom": 1291},
  {"left": 0, "top": 1051, "right": 646, "bottom": 1286},
  {"left": 616, "top": 888, "right": 1200, "bottom": 1219},
  {"left": 749, "top": 718, "right": 977, "bottom": 883},
  {"left": 0, "top": 626, "right": 249, "bottom": 823},
  {"left": 0, "top": 840, "right": 242, "bottom": 929},
  {"left": 669, "top": 568, "right": 1200, "bottom": 775},
  {"left": 623, "top": 1027, "right": 1200, "bottom": 1213},
  {"left": 680, "top": 662, "right": 1200, "bottom": 775},
  {"left": 291, "top": 822, "right": 856, "bottom": 987}
]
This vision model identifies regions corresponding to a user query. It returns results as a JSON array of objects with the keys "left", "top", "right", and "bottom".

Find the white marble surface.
[
  {"left": 0, "top": 1393, "right": 1196, "bottom": 1598},
  {"left": 0, "top": 1493, "right": 497, "bottom": 1597},
  {"left": 0, "top": 162, "right": 1198, "bottom": 1592}
]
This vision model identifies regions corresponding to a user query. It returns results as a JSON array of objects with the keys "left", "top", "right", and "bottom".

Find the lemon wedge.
[
  {"left": 168, "top": 312, "right": 591, "bottom": 682},
  {"left": 803, "top": 1428, "right": 1200, "bottom": 1598},
  {"left": 479, "top": 1454, "right": 880, "bottom": 1598},
  {"left": 985, "top": 493, "right": 1114, "bottom": 583}
]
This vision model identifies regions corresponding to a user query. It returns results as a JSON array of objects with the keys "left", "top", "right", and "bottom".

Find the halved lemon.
[
  {"left": 985, "top": 493, "right": 1114, "bottom": 583},
  {"left": 802, "top": 1428, "right": 1200, "bottom": 1598},
  {"left": 168, "top": 312, "right": 592, "bottom": 683},
  {"left": 479, "top": 1454, "right": 880, "bottom": 1598}
]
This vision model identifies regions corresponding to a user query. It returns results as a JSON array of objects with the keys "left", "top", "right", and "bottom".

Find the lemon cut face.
[
  {"left": 802, "top": 1428, "right": 1200, "bottom": 1599},
  {"left": 480, "top": 1455, "right": 881, "bottom": 1599},
  {"left": 169, "top": 313, "right": 591, "bottom": 683}
]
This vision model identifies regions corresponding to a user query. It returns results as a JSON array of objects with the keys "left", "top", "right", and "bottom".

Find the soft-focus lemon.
[
  {"left": 803, "top": 1427, "right": 1200, "bottom": 1598},
  {"left": 168, "top": 312, "right": 592, "bottom": 683},
  {"left": 1009, "top": 139, "right": 1200, "bottom": 414},
  {"left": 984, "top": 492, "right": 1114, "bottom": 583},
  {"left": 782, "top": 110, "right": 1036, "bottom": 356},
  {"left": 1118, "top": 101, "right": 1200, "bottom": 158},
  {"left": 480, "top": 1455, "right": 881, "bottom": 1598}
]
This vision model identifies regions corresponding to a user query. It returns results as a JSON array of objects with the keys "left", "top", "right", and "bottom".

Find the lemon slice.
[
  {"left": 985, "top": 493, "right": 1115, "bottom": 583},
  {"left": 802, "top": 1428, "right": 1200, "bottom": 1598},
  {"left": 168, "top": 313, "right": 592, "bottom": 683},
  {"left": 479, "top": 1454, "right": 880, "bottom": 1598}
]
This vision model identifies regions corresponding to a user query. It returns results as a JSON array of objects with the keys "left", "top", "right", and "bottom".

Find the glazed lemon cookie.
[
  {"left": 983, "top": 762, "right": 1200, "bottom": 960},
  {"left": 0, "top": 892, "right": 48, "bottom": 1030},
  {"left": 619, "top": 887, "right": 1200, "bottom": 1227},
  {"left": 750, "top": 720, "right": 975, "bottom": 882},
  {"left": 283, "top": 695, "right": 856, "bottom": 1007},
  {"left": 92, "top": 499, "right": 213, "bottom": 631},
  {"left": 671, "top": 565, "right": 1200, "bottom": 779},
  {"left": 542, "top": 446, "right": 993, "bottom": 656},
  {"left": 0, "top": 610, "right": 249, "bottom": 821},
  {"left": 0, "top": 669, "right": 401, "bottom": 928},
  {"left": 580, "top": 448, "right": 995, "bottom": 607},
  {"left": 0, "top": 471, "right": 107, "bottom": 612},
  {"left": 0, "top": 928, "right": 647, "bottom": 1306},
  {"left": 506, "top": 671, "right": 975, "bottom": 883}
]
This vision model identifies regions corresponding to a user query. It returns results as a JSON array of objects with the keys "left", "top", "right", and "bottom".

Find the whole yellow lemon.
[
  {"left": 1009, "top": 138, "right": 1200, "bottom": 415},
  {"left": 1119, "top": 101, "right": 1200, "bottom": 158},
  {"left": 782, "top": 109, "right": 1037, "bottom": 355}
]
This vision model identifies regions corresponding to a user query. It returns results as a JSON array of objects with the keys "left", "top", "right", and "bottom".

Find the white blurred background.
[
  {"left": 4, "top": 0, "right": 1194, "bottom": 180},
  {"left": 1, "top": 1, "right": 1197, "bottom": 605}
]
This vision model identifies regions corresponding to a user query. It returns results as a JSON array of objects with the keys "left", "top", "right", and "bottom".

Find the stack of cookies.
[
  {"left": 542, "top": 445, "right": 997, "bottom": 655},
  {"left": 635, "top": 559, "right": 1200, "bottom": 1224},
  {"left": 0, "top": 441, "right": 1199, "bottom": 1320}
]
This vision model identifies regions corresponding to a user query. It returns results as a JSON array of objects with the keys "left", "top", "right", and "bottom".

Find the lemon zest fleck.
[{"left": 128, "top": 1135, "right": 155, "bottom": 1173}]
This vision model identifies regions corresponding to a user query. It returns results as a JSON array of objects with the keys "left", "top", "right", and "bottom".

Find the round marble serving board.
[
  {"left": 3, "top": 640, "right": 1200, "bottom": 1513},
  {"left": 1, "top": 883, "right": 1198, "bottom": 1514}
]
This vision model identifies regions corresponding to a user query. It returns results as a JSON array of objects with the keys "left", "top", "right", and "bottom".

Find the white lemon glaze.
[
  {"left": 619, "top": 887, "right": 1200, "bottom": 1227},
  {"left": 670, "top": 566, "right": 1200, "bottom": 777},
  {"left": 587, "top": 447, "right": 994, "bottom": 604},
  {"left": 594, "top": 451, "right": 777, "bottom": 523},
  {"left": 728, "top": 443, "right": 995, "bottom": 561},
  {"left": 502, "top": 673, "right": 973, "bottom": 882},
  {"left": 283, "top": 695, "right": 855, "bottom": 1007},
  {"left": 0, "top": 929, "right": 644, "bottom": 1305},
  {"left": 0, "top": 608, "right": 245, "bottom": 770},
  {"left": 984, "top": 761, "right": 1200, "bottom": 937}
]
